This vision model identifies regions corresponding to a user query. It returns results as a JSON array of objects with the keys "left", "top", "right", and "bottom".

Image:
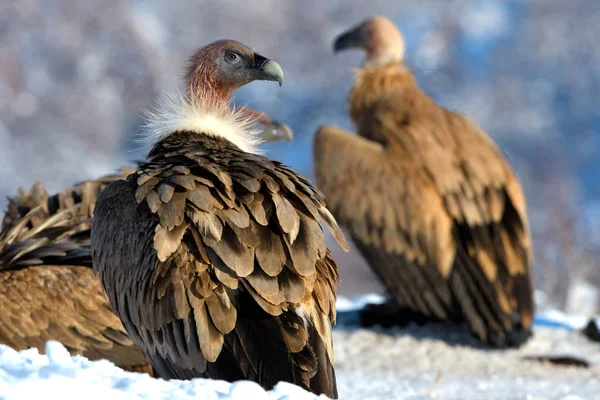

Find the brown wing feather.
[
  {"left": 314, "top": 109, "right": 533, "bottom": 347},
  {"left": 92, "top": 132, "right": 344, "bottom": 397},
  {"left": 374, "top": 87, "right": 534, "bottom": 338},
  {"left": 0, "top": 175, "right": 151, "bottom": 372}
]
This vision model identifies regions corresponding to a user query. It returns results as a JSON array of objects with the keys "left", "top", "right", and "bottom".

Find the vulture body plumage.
[
  {"left": 91, "top": 40, "right": 348, "bottom": 397},
  {"left": 0, "top": 169, "right": 153, "bottom": 373},
  {"left": 0, "top": 107, "right": 293, "bottom": 373},
  {"left": 315, "top": 17, "right": 533, "bottom": 347}
]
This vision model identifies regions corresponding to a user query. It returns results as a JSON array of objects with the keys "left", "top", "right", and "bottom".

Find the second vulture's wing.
[
  {"left": 314, "top": 115, "right": 533, "bottom": 346},
  {"left": 0, "top": 176, "right": 151, "bottom": 373}
]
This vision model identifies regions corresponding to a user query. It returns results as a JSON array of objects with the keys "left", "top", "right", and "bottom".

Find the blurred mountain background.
[{"left": 0, "top": 0, "right": 598, "bottom": 314}]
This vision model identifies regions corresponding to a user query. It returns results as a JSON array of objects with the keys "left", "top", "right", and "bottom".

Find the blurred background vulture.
[
  {"left": 91, "top": 40, "right": 348, "bottom": 397},
  {"left": 237, "top": 107, "right": 294, "bottom": 144},
  {"left": 314, "top": 16, "right": 534, "bottom": 347},
  {"left": 0, "top": 111, "right": 290, "bottom": 373},
  {"left": 0, "top": 170, "right": 152, "bottom": 373}
]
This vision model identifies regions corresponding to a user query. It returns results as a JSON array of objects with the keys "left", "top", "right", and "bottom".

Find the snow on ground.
[
  {"left": 0, "top": 303, "right": 599, "bottom": 400},
  {"left": 334, "top": 325, "right": 600, "bottom": 400},
  {"left": 0, "top": 342, "right": 323, "bottom": 400}
]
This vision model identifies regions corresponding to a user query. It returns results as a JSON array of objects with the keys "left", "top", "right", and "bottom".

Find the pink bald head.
[
  {"left": 185, "top": 40, "right": 283, "bottom": 107},
  {"left": 333, "top": 16, "right": 406, "bottom": 67}
]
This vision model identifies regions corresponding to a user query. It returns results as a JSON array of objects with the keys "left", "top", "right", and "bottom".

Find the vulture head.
[
  {"left": 145, "top": 40, "right": 286, "bottom": 153},
  {"left": 333, "top": 16, "right": 406, "bottom": 67},
  {"left": 261, "top": 120, "right": 293, "bottom": 142},
  {"left": 251, "top": 112, "right": 294, "bottom": 143},
  {"left": 185, "top": 39, "right": 283, "bottom": 105}
]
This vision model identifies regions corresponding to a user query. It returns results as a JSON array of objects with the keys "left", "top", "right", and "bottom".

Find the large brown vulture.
[
  {"left": 0, "top": 104, "right": 293, "bottom": 373},
  {"left": 0, "top": 109, "right": 293, "bottom": 373},
  {"left": 91, "top": 40, "right": 348, "bottom": 397},
  {"left": 0, "top": 170, "right": 153, "bottom": 373},
  {"left": 314, "top": 17, "right": 534, "bottom": 347}
]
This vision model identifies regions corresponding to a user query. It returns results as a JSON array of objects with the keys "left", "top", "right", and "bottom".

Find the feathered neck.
[
  {"left": 363, "top": 46, "right": 405, "bottom": 68},
  {"left": 141, "top": 92, "right": 264, "bottom": 155},
  {"left": 348, "top": 62, "right": 416, "bottom": 125}
]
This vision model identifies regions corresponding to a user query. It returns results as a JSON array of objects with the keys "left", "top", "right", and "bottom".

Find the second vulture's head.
[
  {"left": 185, "top": 39, "right": 284, "bottom": 105},
  {"left": 254, "top": 119, "right": 294, "bottom": 143},
  {"left": 333, "top": 16, "right": 406, "bottom": 67}
]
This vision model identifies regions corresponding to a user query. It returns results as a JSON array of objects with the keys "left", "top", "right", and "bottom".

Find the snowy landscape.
[
  {"left": 1, "top": 300, "right": 599, "bottom": 400},
  {"left": 1, "top": 0, "right": 600, "bottom": 399},
  {"left": 2, "top": 0, "right": 600, "bottom": 312}
]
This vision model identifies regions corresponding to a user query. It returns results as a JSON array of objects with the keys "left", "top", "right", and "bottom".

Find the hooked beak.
[
  {"left": 272, "top": 122, "right": 293, "bottom": 142},
  {"left": 333, "top": 26, "right": 363, "bottom": 53},
  {"left": 253, "top": 53, "right": 284, "bottom": 86},
  {"left": 256, "top": 121, "right": 293, "bottom": 143}
]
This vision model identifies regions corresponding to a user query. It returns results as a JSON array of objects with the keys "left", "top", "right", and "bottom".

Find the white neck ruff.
[{"left": 141, "top": 92, "right": 264, "bottom": 154}]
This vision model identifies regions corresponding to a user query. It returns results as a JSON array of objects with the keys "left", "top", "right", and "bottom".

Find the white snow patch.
[
  {"left": 1, "top": 308, "right": 600, "bottom": 400},
  {"left": 1, "top": 300, "right": 599, "bottom": 400},
  {"left": 0, "top": 341, "right": 325, "bottom": 400},
  {"left": 334, "top": 325, "right": 600, "bottom": 400}
]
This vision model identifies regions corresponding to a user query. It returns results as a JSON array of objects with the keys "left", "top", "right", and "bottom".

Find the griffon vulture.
[
  {"left": 0, "top": 109, "right": 293, "bottom": 373},
  {"left": 0, "top": 170, "right": 153, "bottom": 373},
  {"left": 314, "top": 17, "right": 533, "bottom": 346},
  {"left": 91, "top": 40, "right": 348, "bottom": 397}
]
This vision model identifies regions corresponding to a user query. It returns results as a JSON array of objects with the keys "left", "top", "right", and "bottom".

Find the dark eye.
[{"left": 225, "top": 52, "right": 240, "bottom": 64}]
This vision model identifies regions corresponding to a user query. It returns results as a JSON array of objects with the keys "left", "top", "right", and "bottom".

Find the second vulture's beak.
[
  {"left": 333, "top": 26, "right": 364, "bottom": 53},
  {"left": 253, "top": 53, "right": 284, "bottom": 86},
  {"left": 256, "top": 121, "right": 294, "bottom": 143},
  {"left": 270, "top": 122, "right": 293, "bottom": 142}
]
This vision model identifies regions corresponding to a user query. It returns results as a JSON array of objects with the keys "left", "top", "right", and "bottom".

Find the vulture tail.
[
  {"left": 229, "top": 305, "right": 337, "bottom": 398},
  {"left": 219, "top": 299, "right": 297, "bottom": 390},
  {"left": 353, "top": 239, "right": 453, "bottom": 322},
  {"left": 451, "top": 222, "right": 533, "bottom": 348},
  {"left": 306, "top": 320, "right": 337, "bottom": 399}
]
